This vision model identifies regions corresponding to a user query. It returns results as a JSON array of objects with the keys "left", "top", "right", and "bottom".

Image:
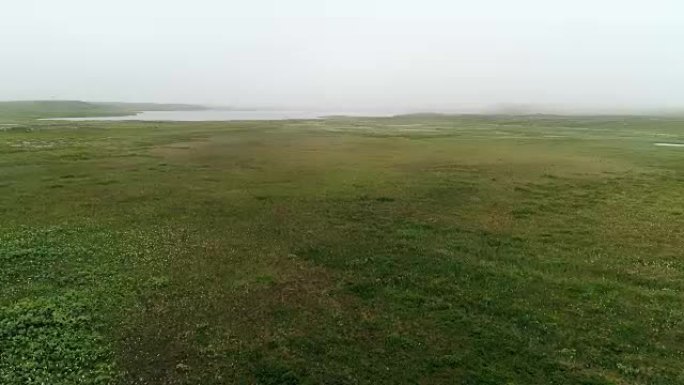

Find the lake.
[{"left": 44, "top": 110, "right": 404, "bottom": 121}]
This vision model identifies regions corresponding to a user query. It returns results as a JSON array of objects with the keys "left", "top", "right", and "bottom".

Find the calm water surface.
[{"left": 44, "top": 110, "right": 402, "bottom": 121}]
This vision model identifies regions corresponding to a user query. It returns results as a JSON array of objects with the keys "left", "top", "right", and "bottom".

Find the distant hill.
[{"left": 0, "top": 100, "right": 209, "bottom": 121}]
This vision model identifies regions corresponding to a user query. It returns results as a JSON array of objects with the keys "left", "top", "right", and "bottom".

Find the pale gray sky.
[{"left": 2, "top": 0, "right": 683, "bottom": 112}]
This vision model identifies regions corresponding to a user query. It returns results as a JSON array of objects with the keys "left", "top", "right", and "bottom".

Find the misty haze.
[{"left": 1, "top": 1, "right": 683, "bottom": 385}]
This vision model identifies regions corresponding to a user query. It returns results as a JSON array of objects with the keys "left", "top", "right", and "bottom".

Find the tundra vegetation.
[{"left": 1, "top": 104, "right": 683, "bottom": 384}]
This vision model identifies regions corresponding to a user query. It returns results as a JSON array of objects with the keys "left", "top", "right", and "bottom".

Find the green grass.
[
  {"left": 0, "top": 100, "right": 206, "bottom": 121},
  {"left": 1, "top": 114, "right": 683, "bottom": 384}
]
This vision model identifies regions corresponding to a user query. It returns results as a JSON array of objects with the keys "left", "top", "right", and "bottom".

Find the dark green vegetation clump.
[{"left": 0, "top": 114, "right": 683, "bottom": 384}]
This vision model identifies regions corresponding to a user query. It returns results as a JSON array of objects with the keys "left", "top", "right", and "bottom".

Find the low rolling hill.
[{"left": 0, "top": 100, "right": 208, "bottom": 121}]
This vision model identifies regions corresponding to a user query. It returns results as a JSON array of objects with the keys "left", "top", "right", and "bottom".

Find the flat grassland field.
[{"left": 1, "top": 115, "right": 683, "bottom": 384}]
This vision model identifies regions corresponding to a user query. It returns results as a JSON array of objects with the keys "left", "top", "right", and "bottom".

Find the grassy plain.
[
  {"left": 0, "top": 101, "right": 205, "bottom": 122},
  {"left": 1, "top": 113, "right": 683, "bottom": 384}
]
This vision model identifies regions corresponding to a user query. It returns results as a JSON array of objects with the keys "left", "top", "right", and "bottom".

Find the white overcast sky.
[{"left": 1, "top": 0, "right": 683, "bottom": 112}]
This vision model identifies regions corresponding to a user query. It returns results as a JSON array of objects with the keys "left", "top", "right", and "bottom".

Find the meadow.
[{"left": 1, "top": 112, "right": 683, "bottom": 384}]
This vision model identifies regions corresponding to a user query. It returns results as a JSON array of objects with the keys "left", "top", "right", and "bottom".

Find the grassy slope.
[
  {"left": 0, "top": 100, "right": 206, "bottom": 121},
  {"left": 0, "top": 116, "right": 683, "bottom": 384}
]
